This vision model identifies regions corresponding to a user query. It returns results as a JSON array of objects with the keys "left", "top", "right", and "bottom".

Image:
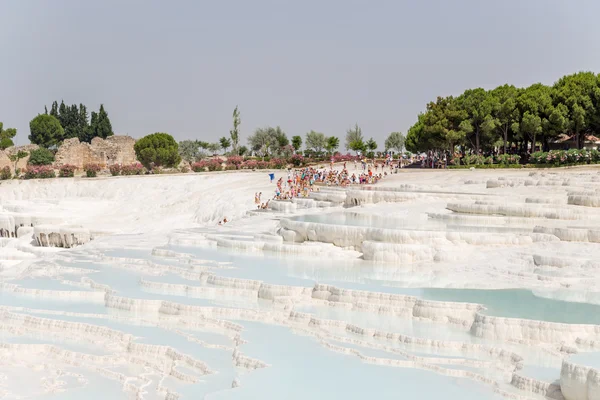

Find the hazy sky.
[{"left": 1, "top": 0, "right": 599, "bottom": 147}]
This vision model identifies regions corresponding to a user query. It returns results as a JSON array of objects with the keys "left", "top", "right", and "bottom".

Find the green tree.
[
  {"left": 77, "top": 104, "right": 89, "bottom": 141},
  {"left": 50, "top": 101, "right": 59, "bottom": 119},
  {"left": 134, "top": 133, "right": 181, "bottom": 169},
  {"left": 516, "top": 111, "right": 542, "bottom": 151},
  {"left": 325, "top": 136, "right": 340, "bottom": 154},
  {"left": 349, "top": 139, "right": 366, "bottom": 154},
  {"left": 29, "top": 114, "right": 64, "bottom": 148},
  {"left": 238, "top": 145, "right": 248, "bottom": 156},
  {"left": 58, "top": 100, "right": 68, "bottom": 129},
  {"left": 305, "top": 131, "right": 327, "bottom": 153},
  {"left": 291, "top": 135, "right": 302, "bottom": 152},
  {"left": 28, "top": 148, "right": 55, "bottom": 165},
  {"left": 345, "top": 123, "right": 364, "bottom": 151},
  {"left": 384, "top": 132, "right": 405, "bottom": 154},
  {"left": 95, "top": 104, "right": 114, "bottom": 139},
  {"left": 219, "top": 136, "right": 231, "bottom": 153},
  {"left": 0, "top": 122, "right": 17, "bottom": 150},
  {"left": 273, "top": 126, "right": 289, "bottom": 150},
  {"left": 512, "top": 83, "right": 553, "bottom": 152},
  {"left": 491, "top": 84, "right": 520, "bottom": 154},
  {"left": 366, "top": 138, "right": 377, "bottom": 152},
  {"left": 230, "top": 106, "right": 241, "bottom": 155},
  {"left": 248, "top": 127, "right": 279, "bottom": 157},
  {"left": 8, "top": 150, "right": 28, "bottom": 172},
  {"left": 178, "top": 140, "right": 207, "bottom": 163},
  {"left": 207, "top": 142, "right": 221, "bottom": 154},
  {"left": 553, "top": 72, "right": 598, "bottom": 149},
  {"left": 457, "top": 88, "right": 497, "bottom": 153}
]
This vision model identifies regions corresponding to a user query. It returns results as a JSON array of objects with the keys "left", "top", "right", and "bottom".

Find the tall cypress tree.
[
  {"left": 50, "top": 101, "right": 59, "bottom": 119},
  {"left": 62, "top": 104, "right": 79, "bottom": 139},
  {"left": 58, "top": 100, "right": 68, "bottom": 129},
  {"left": 82, "top": 111, "right": 98, "bottom": 143},
  {"left": 95, "top": 104, "right": 114, "bottom": 139},
  {"left": 77, "top": 104, "right": 89, "bottom": 141}
]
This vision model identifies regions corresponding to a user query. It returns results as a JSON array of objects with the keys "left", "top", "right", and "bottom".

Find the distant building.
[{"left": 549, "top": 134, "right": 600, "bottom": 150}]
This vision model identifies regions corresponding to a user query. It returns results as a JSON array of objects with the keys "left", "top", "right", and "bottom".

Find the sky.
[{"left": 1, "top": 0, "right": 599, "bottom": 148}]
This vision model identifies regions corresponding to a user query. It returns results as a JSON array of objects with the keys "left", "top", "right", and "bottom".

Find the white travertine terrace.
[{"left": 3, "top": 168, "right": 600, "bottom": 398}]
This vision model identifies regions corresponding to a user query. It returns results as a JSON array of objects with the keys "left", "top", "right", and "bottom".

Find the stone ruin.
[
  {"left": 0, "top": 144, "right": 40, "bottom": 175},
  {"left": 0, "top": 136, "right": 137, "bottom": 176},
  {"left": 53, "top": 136, "right": 137, "bottom": 169}
]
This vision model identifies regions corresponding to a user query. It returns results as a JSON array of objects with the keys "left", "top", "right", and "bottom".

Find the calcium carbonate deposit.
[{"left": 3, "top": 167, "right": 600, "bottom": 399}]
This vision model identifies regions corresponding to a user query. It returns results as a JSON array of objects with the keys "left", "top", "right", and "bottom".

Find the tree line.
[
  {"left": 405, "top": 71, "right": 600, "bottom": 156},
  {"left": 27, "top": 101, "right": 114, "bottom": 149},
  {"left": 175, "top": 106, "right": 406, "bottom": 164}
]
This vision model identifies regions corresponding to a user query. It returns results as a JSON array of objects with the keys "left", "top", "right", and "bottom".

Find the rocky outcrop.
[
  {"left": 53, "top": 136, "right": 136, "bottom": 169},
  {"left": 33, "top": 225, "right": 91, "bottom": 248}
]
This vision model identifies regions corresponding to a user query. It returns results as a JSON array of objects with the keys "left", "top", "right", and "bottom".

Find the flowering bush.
[
  {"left": 109, "top": 164, "right": 122, "bottom": 176},
  {"left": 242, "top": 160, "right": 258, "bottom": 170},
  {"left": 24, "top": 165, "right": 55, "bottom": 179},
  {"left": 227, "top": 155, "right": 244, "bottom": 169},
  {"left": 0, "top": 166, "right": 11, "bottom": 180},
  {"left": 270, "top": 158, "right": 287, "bottom": 169},
  {"left": 290, "top": 154, "right": 304, "bottom": 167},
  {"left": 58, "top": 164, "right": 77, "bottom": 177},
  {"left": 207, "top": 158, "right": 223, "bottom": 171},
  {"left": 256, "top": 161, "right": 269, "bottom": 169},
  {"left": 224, "top": 165, "right": 237, "bottom": 171},
  {"left": 529, "top": 149, "right": 598, "bottom": 166},
  {"left": 83, "top": 163, "right": 102, "bottom": 177},
  {"left": 121, "top": 163, "right": 145, "bottom": 175},
  {"left": 191, "top": 159, "right": 222, "bottom": 172},
  {"left": 496, "top": 154, "right": 521, "bottom": 165},
  {"left": 332, "top": 153, "right": 356, "bottom": 162}
]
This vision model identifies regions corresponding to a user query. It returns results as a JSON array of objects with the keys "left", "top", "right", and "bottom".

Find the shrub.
[
  {"left": 121, "top": 163, "right": 144, "bottom": 175},
  {"left": 134, "top": 132, "right": 181, "bottom": 170},
  {"left": 180, "top": 165, "right": 190, "bottom": 173},
  {"left": 270, "top": 158, "right": 286, "bottom": 169},
  {"left": 83, "top": 163, "right": 102, "bottom": 177},
  {"left": 23, "top": 165, "right": 55, "bottom": 179},
  {"left": 109, "top": 164, "right": 122, "bottom": 176},
  {"left": 0, "top": 166, "right": 11, "bottom": 180},
  {"left": 290, "top": 154, "right": 304, "bottom": 167},
  {"left": 227, "top": 155, "right": 244, "bottom": 169},
  {"left": 58, "top": 164, "right": 77, "bottom": 177},
  {"left": 527, "top": 149, "right": 599, "bottom": 167},
  {"left": 207, "top": 158, "right": 223, "bottom": 171},
  {"left": 256, "top": 161, "right": 269, "bottom": 169},
  {"left": 28, "top": 148, "right": 55, "bottom": 165},
  {"left": 191, "top": 161, "right": 207, "bottom": 172},
  {"left": 242, "top": 160, "right": 258, "bottom": 170},
  {"left": 496, "top": 154, "right": 521, "bottom": 165},
  {"left": 224, "top": 165, "right": 237, "bottom": 171}
]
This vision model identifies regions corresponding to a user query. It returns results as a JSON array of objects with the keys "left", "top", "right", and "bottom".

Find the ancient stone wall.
[
  {"left": 53, "top": 136, "right": 137, "bottom": 168},
  {"left": 0, "top": 144, "right": 40, "bottom": 174}
]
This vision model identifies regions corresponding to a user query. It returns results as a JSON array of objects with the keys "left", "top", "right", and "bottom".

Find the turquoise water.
[
  {"left": 569, "top": 352, "right": 600, "bottom": 369},
  {"left": 206, "top": 322, "right": 505, "bottom": 400}
]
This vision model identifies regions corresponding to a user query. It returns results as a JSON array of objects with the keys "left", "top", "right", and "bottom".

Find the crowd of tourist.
[{"left": 262, "top": 162, "right": 394, "bottom": 202}]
